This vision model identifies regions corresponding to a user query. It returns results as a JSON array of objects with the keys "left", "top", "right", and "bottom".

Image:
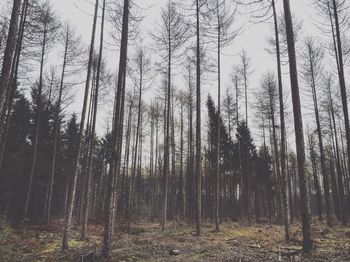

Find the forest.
[{"left": 0, "top": 0, "right": 350, "bottom": 261}]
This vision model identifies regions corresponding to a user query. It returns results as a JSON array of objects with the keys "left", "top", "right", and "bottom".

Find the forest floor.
[{"left": 1, "top": 217, "right": 350, "bottom": 262}]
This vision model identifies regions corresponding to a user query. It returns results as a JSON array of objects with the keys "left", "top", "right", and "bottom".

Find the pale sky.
[{"left": 44, "top": 0, "right": 339, "bottom": 150}]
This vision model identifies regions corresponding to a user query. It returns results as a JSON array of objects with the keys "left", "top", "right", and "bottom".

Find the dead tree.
[
  {"left": 62, "top": 0, "right": 99, "bottom": 250},
  {"left": 206, "top": 0, "right": 239, "bottom": 231},
  {"left": 301, "top": 37, "right": 332, "bottom": 226},
  {"left": 282, "top": 0, "right": 313, "bottom": 252},
  {"left": 24, "top": 1, "right": 60, "bottom": 218},
  {"left": 151, "top": 0, "right": 188, "bottom": 231}
]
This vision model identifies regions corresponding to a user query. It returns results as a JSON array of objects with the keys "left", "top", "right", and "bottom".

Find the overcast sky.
[{"left": 49, "top": 0, "right": 330, "bottom": 148}]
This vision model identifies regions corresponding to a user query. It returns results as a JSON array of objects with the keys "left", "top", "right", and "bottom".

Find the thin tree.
[
  {"left": 24, "top": 1, "right": 60, "bottom": 218},
  {"left": 128, "top": 44, "right": 151, "bottom": 226},
  {"left": 282, "top": 0, "right": 313, "bottom": 252},
  {"left": 0, "top": 0, "right": 22, "bottom": 118},
  {"left": 301, "top": 37, "right": 332, "bottom": 226},
  {"left": 0, "top": 0, "right": 28, "bottom": 169},
  {"left": 195, "top": 0, "right": 202, "bottom": 237},
  {"left": 151, "top": 0, "right": 188, "bottom": 231},
  {"left": 101, "top": 0, "right": 130, "bottom": 256},
  {"left": 44, "top": 22, "right": 83, "bottom": 225},
  {"left": 62, "top": 0, "right": 99, "bottom": 250},
  {"left": 240, "top": 50, "right": 251, "bottom": 126},
  {"left": 207, "top": 0, "right": 239, "bottom": 232},
  {"left": 80, "top": 0, "right": 106, "bottom": 240}
]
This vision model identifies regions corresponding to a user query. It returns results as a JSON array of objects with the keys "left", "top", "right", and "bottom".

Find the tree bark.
[
  {"left": 332, "top": 0, "right": 349, "bottom": 224},
  {"left": 306, "top": 42, "right": 332, "bottom": 225},
  {"left": 24, "top": 18, "right": 48, "bottom": 217},
  {"left": 0, "top": 0, "right": 22, "bottom": 118},
  {"left": 101, "top": 0, "right": 129, "bottom": 256},
  {"left": 62, "top": 0, "right": 99, "bottom": 250},
  {"left": 81, "top": 0, "right": 105, "bottom": 240},
  {"left": 44, "top": 30, "right": 68, "bottom": 225},
  {"left": 195, "top": 0, "right": 202, "bottom": 236},
  {"left": 282, "top": 0, "right": 313, "bottom": 252},
  {"left": 272, "top": 0, "right": 290, "bottom": 241},
  {"left": 215, "top": 9, "right": 221, "bottom": 232}
]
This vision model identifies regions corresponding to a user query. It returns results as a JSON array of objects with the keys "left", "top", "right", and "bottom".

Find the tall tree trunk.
[
  {"left": 282, "top": 0, "right": 313, "bottom": 252},
  {"left": 44, "top": 26, "right": 69, "bottom": 225},
  {"left": 0, "top": 0, "right": 22, "bottom": 118},
  {"left": 171, "top": 93, "right": 176, "bottom": 222},
  {"left": 0, "top": 0, "right": 28, "bottom": 169},
  {"left": 308, "top": 132, "right": 323, "bottom": 221},
  {"left": 81, "top": 0, "right": 105, "bottom": 240},
  {"left": 215, "top": 13, "right": 221, "bottom": 232},
  {"left": 101, "top": 0, "right": 129, "bottom": 256},
  {"left": 161, "top": 11, "right": 172, "bottom": 231},
  {"left": 149, "top": 106, "right": 154, "bottom": 220},
  {"left": 62, "top": 0, "right": 99, "bottom": 250},
  {"left": 195, "top": 0, "right": 202, "bottom": 236},
  {"left": 179, "top": 101, "right": 184, "bottom": 219},
  {"left": 24, "top": 21, "right": 48, "bottom": 218},
  {"left": 129, "top": 57, "right": 143, "bottom": 227},
  {"left": 272, "top": 0, "right": 290, "bottom": 241},
  {"left": 331, "top": 0, "right": 349, "bottom": 224},
  {"left": 307, "top": 44, "right": 332, "bottom": 225},
  {"left": 328, "top": 112, "right": 341, "bottom": 220}
]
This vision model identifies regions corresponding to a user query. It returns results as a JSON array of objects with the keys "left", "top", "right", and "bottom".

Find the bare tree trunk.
[
  {"left": 44, "top": 26, "right": 69, "bottom": 225},
  {"left": 129, "top": 62, "right": 143, "bottom": 228},
  {"left": 308, "top": 132, "right": 323, "bottom": 221},
  {"left": 121, "top": 99, "right": 133, "bottom": 217},
  {"left": 101, "top": 0, "right": 129, "bottom": 256},
  {"left": 331, "top": 0, "right": 349, "bottom": 224},
  {"left": 62, "top": 0, "right": 99, "bottom": 250},
  {"left": 149, "top": 106, "right": 155, "bottom": 220},
  {"left": 306, "top": 44, "right": 332, "bottom": 225},
  {"left": 171, "top": 93, "right": 176, "bottom": 222},
  {"left": 179, "top": 100, "right": 184, "bottom": 219},
  {"left": 80, "top": 0, "right": 105, "bottom": 240},
  {"left": 215, "top": 16, "right": 221, "bottom": 233},
  {"left": 161, "top": 12, "right": 172, "bottom": 231},
  {"left": 0, "top": 0, "right": 27, "bottom": 169},
  {"left": 272, "top": 0, "right": 290, "bottom": 241},
  {"left": 195, "top": 0, "right": 202, "bottom": 236},
  {"left": 282, "top": 0, "right": 313, "bottom": 252},
  {"left": 0, "top": 0, "right": 22, "bottom": 118},
  {"left": 24, "top": 20, "right": 48, "bottom": 218}
]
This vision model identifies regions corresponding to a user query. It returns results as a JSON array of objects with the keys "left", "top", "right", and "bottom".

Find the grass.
[{"left": 0, "top": 217, "right": 349, "bottom": 261}]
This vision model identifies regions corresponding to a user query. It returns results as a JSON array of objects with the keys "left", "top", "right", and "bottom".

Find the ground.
[{"left": 0, "top": 217, "right": 350, "bottom": 261}]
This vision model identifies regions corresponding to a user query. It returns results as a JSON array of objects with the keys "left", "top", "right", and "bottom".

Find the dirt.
[{"left": 0, "top": 217, "right": 349, "bottom": 261}]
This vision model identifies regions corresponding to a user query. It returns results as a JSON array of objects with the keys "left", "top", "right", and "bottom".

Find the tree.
[
  {"left": 101, "top": 0, "right": 130, "bottom": 256},
  {"left": 0, "top": 0, "right": 28, "bottom": 169},
  {"left": 0, "top": 0, "right": 22, "bottom": 118},
  {"left": 239, "top": 50, "right": 251, "bottom": 126},
  {"left": 80, "top": 0, "right": 106, "bottom": 240},
  {"left": 127, "top": 44, "right": 152, "bottom": 226},
  {"left": 44, "top": 22, "right": 83, "bottom": 225},
  {"left": 63, "top": 114, "right": 79, "bottom": 216},
  {"left": 282, "top": 0, "right": 313, "bottom": 252},
  {"left": 62, "top": 0, "right": 99, "bottom": 250},
  {"left": 195, "top": 0, "right": 202, "bottom": 237},
  {"left": 301, "top": 37, "right": 332, "bottom": 226},
  {"left": 257, "top": 72, "right": 287, "bottom": 229},
  {"left": 307, "top": 129, "right": 323, "bottom": 221},
  {"left": 151, "top": 0, "right": 188, "bottom": 231},
  {"left": 207, "top": 0, "right": 239, "bottom": 231},
  {"left": 236, "top": 120, "right": 257, "bottom": 223},
  {"left": 24, "top": 0, "right": 60, "bottom": 218},
  {"left": 241, "top": 0, "right": 291, "bottom": 240},
  {"left": 0, "top": 93, "right": 31, "bottom": 220}
]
